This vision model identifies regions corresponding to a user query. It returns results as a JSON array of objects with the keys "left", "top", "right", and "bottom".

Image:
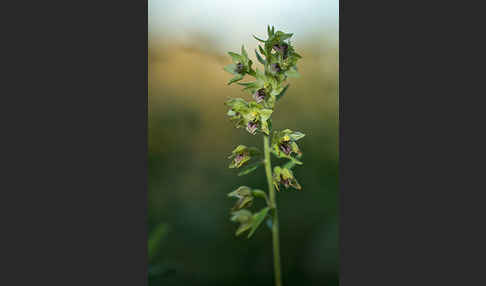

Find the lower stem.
[{"left": 263, "top": 135, "right": 282, "bottom": 286}]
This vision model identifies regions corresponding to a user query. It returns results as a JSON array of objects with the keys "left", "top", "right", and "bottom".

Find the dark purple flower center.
[
  {"left": 279, "top": 142, "right": 292, "bottom": 155},
  {"left": 234, "top": 153, "right": 245, "bottom": 164},
  {"left": 273, "top": 43, "right": 289, "bottom": 59},
  {"left": 253, "top": 88, "right": 266, "bottom": 103},
  {"left": 246, "top": 121, "right": 258, "bottom": 134},
  {"left": 235, "top": 62, "right": 244, "bottom": 74},
  {"left": 271, "top": 63, "right": 282, "bottom": 73}
]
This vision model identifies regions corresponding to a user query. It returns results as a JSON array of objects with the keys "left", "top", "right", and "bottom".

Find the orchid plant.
[{"left": 224, "top": 26, "right": 304, "bottom": 286}]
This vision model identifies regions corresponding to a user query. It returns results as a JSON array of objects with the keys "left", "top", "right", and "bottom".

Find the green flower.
[
  {"left": 225, "top": 98, "right": 273, "bottom": 135},
  {"left": 271, "top": 129, "right": 305, "bottom": 157},
  {"left": 228, "top": 145, "right": 260, "bottom": 168},
  {"left": 241, "top": 103, "right": 273, "bottom": 135},
  {"left": 228, "top": 186, "right": 254, "bottom": 210},
  {"left": 273, "top": 42, "right": 289, "bottom": 59},
  {"left": 225, "top": 98, "right": 249, "bottom": 129},
  {"left": 223, "top": 45, "right": 254, "bottom": 85},
  {"left": 230, "top": 209, "right": 254, "bottom": 236},
  {"left": 230, "top": 203, "right": 271, "bottom": 237},
  {"left": 273, "top": 166, "right": 301, "bottom": 191},
  {"left": 253, "top": 26, "right": 302, "bottom": 78},
  {"left": 237, "top": 69, "right": 279, "bottom": 108}
]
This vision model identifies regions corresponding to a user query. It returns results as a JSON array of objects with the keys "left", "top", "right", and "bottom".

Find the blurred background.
[{"left": 148, "top": 1, "right": 339, "bottom": 285}]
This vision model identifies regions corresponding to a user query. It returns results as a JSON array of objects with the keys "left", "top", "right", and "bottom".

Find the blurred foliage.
[{"left": 149, "top": 33, "right": 338, "bottom": 286}]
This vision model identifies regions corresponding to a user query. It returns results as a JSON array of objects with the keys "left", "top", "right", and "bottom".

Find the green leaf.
[
  {"left": 259, "top": 109, "right": 273, "bottom": 121},
  {"left": 252, "top": 189, "right": 270, "bottom": 206},
  {"left": 241, "top": 45, "right": 249, "bottom": 59},
  {"left": 228, "top": 51, "right": 241, "bottom": 62},
  {"left": 237, "top": 82, "right": 256, "bottom": 88},
  {"left": 259, "top": 45, "right": 266, "bottom": 57},
  {"left": 224, "top": 64, "right": 237, "bottom": 75},
  {"left": 225, "top": 97, "right": 249, "bottom": 109},
  {"left": 255, "top": 49, "right": 266, "bottom": 65},
  {"left": 251, "top": 189, "right": 267, "bottom": 199},
  {"left": 283, "top": 160, "right": 296, "bottom": 170},
  {"left": 286, "top": 68, "right": 300, "bottom": 78},
  {"left": 236, "top": 222, "right": 252, "bottom": 236},
  {"left": 237, "top": 161, "right": 262, "bottom": 176},
  {"left": 288, "top": 156, "right": 303, "bottom": 165},
  {"left": 248, "top": 207, "right": 270, "bottom": 238},
  {"left": 271, "top": 150, "right": 303, "bottom": 165},
  {"left": 283, "top": 155, "right": 302, "bottom": 170},
  {"left": 277, "top": 32, "right": 293, "bottom": 41},
  {"left": 253, "top": 35, "right": 266, "bottom": 43},
  {"left": 228, "top": 75, "right": 243, "bottom": 85},
  {"left": 276, "top": 84, "right": 289, "bottom": 101},
  {"left": 260, "top": 120, "right": 270, "bottom": 135}
]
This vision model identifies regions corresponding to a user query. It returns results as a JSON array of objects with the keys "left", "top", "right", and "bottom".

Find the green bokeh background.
[{"left": 149, "top": 1, "right": 338, "bottom": 285}]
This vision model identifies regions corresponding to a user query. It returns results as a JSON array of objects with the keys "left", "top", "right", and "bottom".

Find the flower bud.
[{"left": 228, "top": 186, "right": 254, "bottom": 210}]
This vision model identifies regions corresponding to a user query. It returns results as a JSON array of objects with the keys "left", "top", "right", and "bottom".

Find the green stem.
[{"left": 263, "top": 135, "right": 282, "bottom": 286}]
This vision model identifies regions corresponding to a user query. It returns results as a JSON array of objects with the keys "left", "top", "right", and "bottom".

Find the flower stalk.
[{"left": 224, "top": 26, "right": 305, "bottom": 286}]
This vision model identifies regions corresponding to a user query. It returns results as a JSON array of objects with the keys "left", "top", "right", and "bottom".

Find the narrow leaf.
[
  {"left": 276, "top": 84, "right": 289, "bottom": 101},
  {"left": 253, "top": 35, "right": 266, "bottom": 43},
  {"left": 237, "top": 162, "right": 262, "bottom": 176},
  {"left": 223, "top": 64, "right": 237, "bottom": 75},
  {"left": 228, "top": 51, "right": 241, "bottom": 62},
  {"left": 279, "top": 33, "right": 293, "bottom": 41},
  {"left": 255, "top": 49, "right": 266, "bottom": 65},
  {"left": 283, "top": 159, "right": 298, "bottom": 170},
  {"left": 248, "top": 207, "right": 270, "bottom": 238},
  {"left": 241, "top": 45, "right": 248, "bottom": 58},
  {"left": 259, "top": 45, "right": 266, "bottom": 57},
  {"left": 271, "top": 150, "right": 303, "bottom": 165},
  {"left": 228, "top": 75, "right": 243, "bottom": 85},
  {"left": 237, "top": 82, "right": 255, "bottom": 87},
  {"left": 236, "top": 222, "right": 252, "bottom": 236},
  {"left": 286, "top": 68, "right": 300, "bottom": 78}
]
